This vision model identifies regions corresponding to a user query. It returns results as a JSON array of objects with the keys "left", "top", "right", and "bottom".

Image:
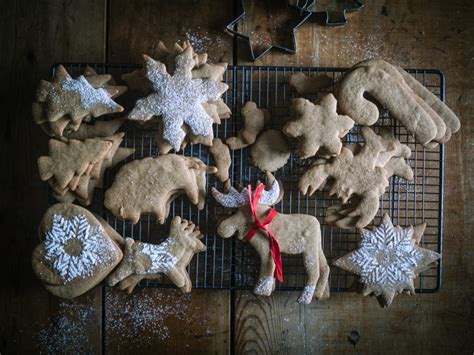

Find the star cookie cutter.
[
  {"left": 226, "top": 0, "right": 312, "bottom": 61},
  {"left": 292, "top": 0, "right": 364, "bottom": 26}
]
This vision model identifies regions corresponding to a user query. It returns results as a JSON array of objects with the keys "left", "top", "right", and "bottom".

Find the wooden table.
[{"left": 1, "top": 0, "right": 473, "bottom": 353}]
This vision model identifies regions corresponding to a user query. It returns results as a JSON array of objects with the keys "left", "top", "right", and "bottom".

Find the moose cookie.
[
  {"left": 32, "top": 203, "right": 123, "bottom": 299},
  {"left": 300, "top": 127, "right": 414, "bottom": 229},
  {"left": 127, "top": 43, "right": 229, "bottom": 151},
  {"left": 108, "top": 216, "right": 205, "bottom": 293},
  {"left": 283, "top": 94, "right": 354, "bottom": 158},
  {"left": 104, "top": 154, "right": 217, "bottom": 224},
  {"left": 212, "top": 173, "right": 330, "bottom": 304},
  {"left": 334, "top": 214, "right": 440, "bottom": 307},
  {"left": 288, "top": 72, "right": 333, "bottom": 95}
]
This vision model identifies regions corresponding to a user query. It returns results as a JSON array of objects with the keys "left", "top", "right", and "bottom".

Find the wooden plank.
[
  {"left": 0, "top": 0, "right": 106, "bottom": 353},
  {"left": 234, "top": 0, "right": 474, "bottom": 353},
  {"left": 106, "top": 1, "right": 233, "bottom": 353},
  {"left": 107, "top": 0, "right": 235, "bottom": 64}
]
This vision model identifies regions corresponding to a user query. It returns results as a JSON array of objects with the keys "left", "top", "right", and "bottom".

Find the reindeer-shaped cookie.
[
  {"left": 212, "top": 174, "right": 330, "bottom": 304},
  {"left": 108, "top": 216, "right": 205, "bottom": 293}
]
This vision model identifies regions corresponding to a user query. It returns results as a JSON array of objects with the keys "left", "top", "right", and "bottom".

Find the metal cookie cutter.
[
  {"left": 292, "top": 0, "right": 364, "bottom": 26},
  {"left": 226, "top": 0, "right": 312, "bottom": 61}
]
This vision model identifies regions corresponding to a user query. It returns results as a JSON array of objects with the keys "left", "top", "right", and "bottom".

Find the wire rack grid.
[{"left": 58, "top": 63, "right": 444, "bottom": 293}]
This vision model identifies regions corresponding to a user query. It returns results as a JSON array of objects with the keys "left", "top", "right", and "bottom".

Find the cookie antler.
[{"left": 212, "top": 176, "right": 280, "bottom": 208}]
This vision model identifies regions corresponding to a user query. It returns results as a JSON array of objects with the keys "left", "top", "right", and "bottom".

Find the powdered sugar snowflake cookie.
[
  {"left": 32, "top": 203, "right": 123, "bottom": 299},
  {"left": 108, "top": 216, "right": 205, "bottom": 294},
  {"left": 334, "top": 214, "right": 440, "bottom": 307},
  {"left": 127, "top": 44, "right": 229, "bottom": 151}
]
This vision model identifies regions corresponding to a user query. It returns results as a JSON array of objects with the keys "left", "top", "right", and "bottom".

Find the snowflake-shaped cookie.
[
  {"left": 334, "top": 214, "right": 440, "bottom": 307},
  {"left": 44, "top": 214, "right": 115, "bottom": 282},
  {"left": 128, "top": 45, "right": 228, "bottom": 151}
]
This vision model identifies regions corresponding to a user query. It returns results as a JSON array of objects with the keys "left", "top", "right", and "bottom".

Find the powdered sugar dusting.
[
  {"left": 349, "top": 216, "right": 423, "bottom": 291},
  {"left": 36, "top": 303, "right": 97, "bottom": 354},
  {"left": 212, "top": 180, "right": 280, "bottom": 208},
  {"left": 44, "top": 214, "right": 115, "bottom": 282},
  {"left": 140, "top": 239, "right": 178, "bottom": 273},
  {"left": 61, "top": 75, "right": 118, "bottom": 110},
  {"left": 297, "top": 285, "right": 316, "bottom": 304},
  {"left": 129, "top": 50, "right": 226, "bottom": 151},
  {"left": 105, "top": 290, "right": 191, "bottom": 346},
  {"left": 254, "top": 276, "right": 274, "bottom": 295}
]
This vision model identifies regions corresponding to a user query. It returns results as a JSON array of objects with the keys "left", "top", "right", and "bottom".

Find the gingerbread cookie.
[
  {"left": 337, "top": 59, "right": 460, "bottom": 148},
  {"left": 127, "top": 44, "right": 228, "bottom": 151},
  {"left": 300, "top": 127, "right": 414, "bottom": 229},
  {"left": 108, "top": 216, "right": 206, "bottom": 294},
  {"left": 283, "top": 94, "right": 354, "bottom": 158},
  {"left": 250, "top": 129, "right": 291, "bottom": 172},
  {"left": 288, "top": 72, "right": 334, "bottom": 95},
  {"left": 212, "top": 174, "right": 330, "bottom": 304},
  {"left": 33, "top": 65, "right": 125, "bottom": 137},
  {"left": 63, "top": 118, "right": 126, "bottom": 140},
  {"left": 226, "top": 101, "right": 270, "bottom": 150},
  {"left": 32, "top": 203, "right": 123, "bottom": 299},
  {"left": 104, "top": 154, "right": 217, "bottom": 224},
  {"left": 38, "top": 138, "right": 112, "bottom": 189},
  {"left": 209, "top": 138, "right": 231, "bottom": 183},
  {"left": 334, "top": 214, "right": 440, "bottom": 307}
]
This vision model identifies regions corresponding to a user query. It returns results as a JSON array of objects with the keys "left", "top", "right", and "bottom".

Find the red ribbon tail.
[{"left": 269, "top": 234, "right": 283, "bottom": 283}]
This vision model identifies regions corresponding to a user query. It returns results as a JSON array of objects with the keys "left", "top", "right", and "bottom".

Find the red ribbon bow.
[{"left": 245, "top": 183, "right": 283, "bottom": 283}]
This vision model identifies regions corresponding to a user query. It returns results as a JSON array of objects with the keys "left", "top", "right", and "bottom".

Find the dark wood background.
[{"left": 1, "top": 0, "right": 473, "bottom": 353}]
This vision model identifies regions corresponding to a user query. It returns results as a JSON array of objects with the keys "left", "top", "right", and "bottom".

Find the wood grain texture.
[
  {"left": 104, "top": 287, "right": 230, "bottom": 354},
  {"left": 0, "top": 0, "right": 106, "bottom": 353},
  {"left": 106, "top": 1, "right": 232, "bottom": 353},
  {"left": 107, "top": 0, "right": 235, "bottom": 64},
  {"left": 235, "top": 0, "right": 474, "bottom": 354}
]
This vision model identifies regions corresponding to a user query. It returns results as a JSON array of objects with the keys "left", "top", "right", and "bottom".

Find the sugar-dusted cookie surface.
[
  {"left": 32, "top": 203, "right": 123, "bottom": 299},
  {"left": 284, "top": 94, "right": 354, "bottom": 158},
  {"left": 108, "top": 216, "right": 206, "bottom": 294},
  {"left": 104, "top": 154, "right": 217, "bottom": 224},
  {"left": 33, "top": 65, "right": 124, "bottom": 136},
  {"left": 127, "top": 43, "right": 228, "bottom": 151},
  {"left": 334, "top": 213, "right": 440, "bottom": 307}
]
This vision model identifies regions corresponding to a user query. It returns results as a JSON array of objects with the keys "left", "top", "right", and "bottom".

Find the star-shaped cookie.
[
  {"left": 334, "top": 214, "right": 440, "bottom": 307},
  {"left": 128, "top": 45, "right": 228, "bottom": 151},
  {"left": 283, "top": 94, "right": 354, "bottom": 158}
]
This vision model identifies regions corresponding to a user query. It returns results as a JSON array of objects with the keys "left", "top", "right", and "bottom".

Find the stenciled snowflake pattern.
[
  {"left": 140, "top": 239, "right": 178, "bottom": 274},
  {"left": 128, "top": 45, "right": 228, "bottom": 151},
  {"left": 44, "top": 214, "right": 115, "bottom": 282},
  {"left": 334, "top": 214, "right": 440, "bottom": 307}
]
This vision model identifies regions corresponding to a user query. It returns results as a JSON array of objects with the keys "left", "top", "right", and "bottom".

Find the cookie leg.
[
  {"left": 180, "top": 268, "right": 192, "bottom": 293},
  {"left": 253, "top": 245, "right": 275, "bottom": 297},
  {"left": 314, "top": 248, "right": 330, "bottom": 300},
  {"left": 166, "top": 266, "right": 186, "bottom": 291},
  {"left": 297, "top": 250, "right": 320, "bottom": 304}
]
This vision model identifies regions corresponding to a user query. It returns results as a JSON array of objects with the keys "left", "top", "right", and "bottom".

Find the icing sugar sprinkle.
[
  {"left": 129, "top": 52, "right": 225, "bottom": 151},
  {"left": 140, "top": 239, "right": 178, "bottom": 274},
  {"left": 297, "top": 285, "right": 316, "bottom": 304},
  {"left": 44, "top": 214, "right": 115, "bottom": 282},
  {"left": 60, "top": 75, "right": 118, "bottom": 110},
  {"left": 350, "top": 218, "right": 423, "bottom": 289},
  {"left": 254, "top": 276, "right": 274, "bottom": 295},
  {"left": 212, "top": 180, "right": 280, "bottom": 208}
]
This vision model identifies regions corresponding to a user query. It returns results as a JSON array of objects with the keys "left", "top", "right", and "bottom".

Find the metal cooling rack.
[{"left": 59, "top": 63, "right": 444, "bottom": 293}]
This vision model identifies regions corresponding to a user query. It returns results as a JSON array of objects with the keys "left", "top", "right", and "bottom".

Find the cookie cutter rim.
[{"left": 226, "top": 0, "right": 313, "bottom": 61}]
